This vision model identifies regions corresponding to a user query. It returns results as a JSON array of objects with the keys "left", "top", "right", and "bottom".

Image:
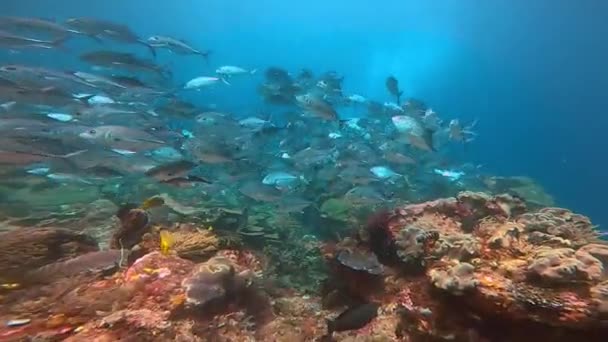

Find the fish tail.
[
  {"left": 62, "top": 149, "right": 88, "bottom": 159},
  {"left": 397, "top": 91, "right": 403, "bottom": 104},
  {"left": 140, "top": 40, "right": 157, "bottom": 58},
  {"left": 201, "top": 50, "right": 212, "bottom": 65},
  {"left": 326, "top": 319, "right": 335, "bottom": 334},
  {"left": 50, "top": 35, "right": 70, "bottom": 52},
  {"left": 221, "top": 77, "right": 231, "bottom": 86},
  {"left": 76, "top": 93, "right": 96, "bottom": 106}
]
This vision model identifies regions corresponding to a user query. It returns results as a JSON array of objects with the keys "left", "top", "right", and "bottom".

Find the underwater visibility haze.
[{"left": 0, "top": 0, "right": 607, "bottom": 341}]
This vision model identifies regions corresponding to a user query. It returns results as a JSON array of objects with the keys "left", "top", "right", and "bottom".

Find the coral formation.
[
  {"left": 394, "top": 225, "right": 439, "bottom": 272},
  {"left": 2, "top": 192, "right": 608, "bottom": 341},
  {"left": 429, "top": 261, "right": 479, "bottom": 295}
]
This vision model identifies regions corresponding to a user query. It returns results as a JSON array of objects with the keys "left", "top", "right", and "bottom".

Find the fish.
[
  {"left": 65, "top": 17, "right": 156, "bottom": 56},
  {"left": 370, "top": 166, "right": 402, "bottom": 180},
  {"left": 5, "top": 319, "right": 31, "bottom": 327},
  {"left": 295, "top": 93, "right": 340, "bottom": 121},
  {"left": 80, "top": 51, "right": 168, "bottom": 77},
  {"left": 146, "top": 35, "right": 210, "bottom": 61},
  {"left": 347, "top": 94, "right": 367, "bottom": 104},
  {"left": 383, "top": 152, "right": 416, "bottom": 165},
  {"left": 216, "top": 65, "right": 257, "bottom": 77},
  {"left": 78, "top": 125, "right": 166, "bottom": 152},
  {"left": 160, "top": 230, "right": 174, "bottom": 255},
  {"left": 0, "top": 16, "right": 79, "bottom": 38},
  {"left": 385, "top": 76, "right": 403, "bottom": 104},
  {"left": 262, "top": 171, "right": 300, "bottom": 188},
  {"left": 184, "top": 76, "right": 227, "bottom": 89},
  {"left": 326, "top": 302, "right": 380, "bottom": 335},
  {"left": 448, "top": 119, "right": 478, "bottom": 144},
  {"left": 0, "top": 30, "right": 67, "bottom": 50},
  {"left": 140, "top": 195, "right": 166, "bottom": 210},
  {"left": 24, "top": 250, "right": 124, "bottom": 284},
  {"left": 144, "top": 160, "right": 198, "bottom": 182},
  {"left": 239, "top": 181, "right": 282, "bottom": 202}
]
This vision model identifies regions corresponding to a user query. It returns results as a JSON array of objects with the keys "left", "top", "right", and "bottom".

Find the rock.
[{"left": 429, "top": 262, "right": 478, "bottom": 295}]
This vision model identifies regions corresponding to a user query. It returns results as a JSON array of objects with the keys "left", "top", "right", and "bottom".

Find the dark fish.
[
  {"left": 326, "top": 302, "right": 380, "bottom": 335},
  {"left": 0, "top": 30, "right": 67, "bottom": 50},
  {"left": 0, "top": 16, "right": 81, "bottom": 39},
  {"left": 144, "top": 160, "right": 198, "bottom": 182},
  {"left": 65, "top": 17, "right": 156, "bottom": 56},
  {"left": 295, "top": 93, "right": 339, "bottom": 121},
  {"left": 146, "top": 35, "right": 210, "bottom": 62},
  {"left": 80, "top": 51, "right": 168, "bottom": 77},
  {"left": 239, "top": 181, "right": 282, "bottom": 202},
  {"left": 24, "top": 250, "right": 124, "bottom": 284},
  {"left": 385, "top": 76, "right": 403, "bottom": 104}
]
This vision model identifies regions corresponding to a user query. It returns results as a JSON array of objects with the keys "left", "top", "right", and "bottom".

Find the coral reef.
[
  {"left": 429, "top": 261, "right": 479, "bottom": 295},
  {"left": 1, "top": 192, "right": 607, "bottom": 341}
]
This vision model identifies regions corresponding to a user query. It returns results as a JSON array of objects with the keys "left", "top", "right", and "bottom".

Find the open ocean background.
[{"left": 3, "top": 0, "right": 607, "bottom": 230}]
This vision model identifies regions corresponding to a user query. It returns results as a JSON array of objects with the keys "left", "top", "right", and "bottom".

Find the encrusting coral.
[{"left": 2, "top": 192, "right": 608, "bottom": 341}]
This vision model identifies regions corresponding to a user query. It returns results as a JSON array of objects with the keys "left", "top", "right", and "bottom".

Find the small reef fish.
[
  {"left": 146, "top": 35, "right": 211, "bottom": 61},
  {"left": 434, "top": 168, "right": 465, "bottom": 181},
  {"left": 140, "top": 195, "right": 165, "bottom": 210},
  {"left": 370, "top": 166, "right": 402, "bottom": 180},
  {"left": 216, "top": 65, "right": 257, "bottom": 77},
  {"left": 385, "top": 76, "right": 403, "bottom": 104},
  {"left": 262, "top": 171, "right": 299, "bottom": 188},
  {"left": 160, "top": 230, "right": 175, "bottom": 255},
  {"left": 5, "top": 318, "right": 31, "bottom": 327},
  {"left": 326, "top": 302, "right": 380, "bottom": 335},
  {"left": 184, "top": 76, "right": 227, "bottom": 89}
]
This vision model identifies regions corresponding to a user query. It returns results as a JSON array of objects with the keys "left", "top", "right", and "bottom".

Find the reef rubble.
[{"left": 0, "top": 191, "right": 606, "bottom": 341}]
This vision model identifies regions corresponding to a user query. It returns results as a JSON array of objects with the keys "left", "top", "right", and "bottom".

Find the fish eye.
[{"left": 89, "top": 129, "right": 96, "bottom": 134}]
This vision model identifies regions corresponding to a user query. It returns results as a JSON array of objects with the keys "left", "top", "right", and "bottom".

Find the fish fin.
[
  {"left": 159, "top": 230, "right": 175, "bottom": 255},
  {"left": 200, "top": 50, "right": 212, "bottom": 64},
  {"left": 139, "top": 40, "right": 157, "bottom": 58},
  {"left": 61, "top": 149, "right": 88, "bottom": 158},
  {"left": 76, "top": 93, "right": 96, "bottom": 106},
  {"left": 186, "top": 175, "right": 213, "bottom": 184},
  {"left": 89, "top": 34, "right": 104, "bottom": 43},
  {"left": 221, "top": 78, "right": 231, "bottom": 86},
  {"left": 326, "top": 319, "right": 335, "bottom": 335},
  {"left": 50, "top": 35, "right": 70, "bottom": 51}
]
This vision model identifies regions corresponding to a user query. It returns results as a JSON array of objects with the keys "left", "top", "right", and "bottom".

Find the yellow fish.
[
  {"left": 140, "top": 196, "right": 165, "bottom": 210},
  {"left": 0, "top": 283, "right": 20, "bottom": 290},
  {"left": 159, "top": 230, "right": 175, "bottom": 255}
]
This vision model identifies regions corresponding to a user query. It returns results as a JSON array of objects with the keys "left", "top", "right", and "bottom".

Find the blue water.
[{"left": 4, "top": 0, "right": 607, "bottom": 229}]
